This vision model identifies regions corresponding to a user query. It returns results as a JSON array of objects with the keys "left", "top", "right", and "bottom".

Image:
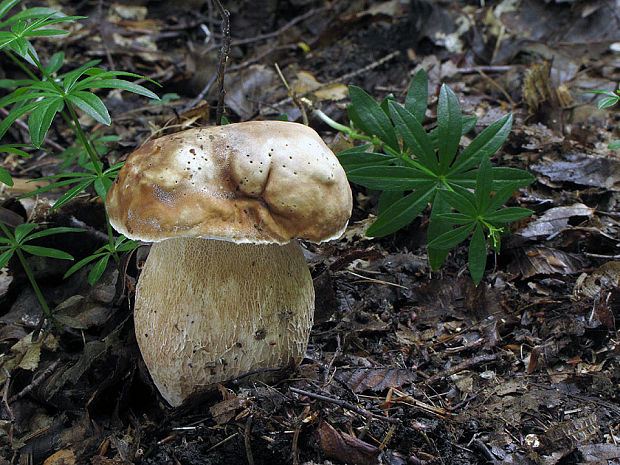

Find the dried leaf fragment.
[{"left": 318, "top": 421, "right": 380, "bottom": 465}]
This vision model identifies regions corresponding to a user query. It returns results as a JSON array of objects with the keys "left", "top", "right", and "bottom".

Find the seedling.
[{"left": 314, "top": 69, "right": 534, "bottom": 284}]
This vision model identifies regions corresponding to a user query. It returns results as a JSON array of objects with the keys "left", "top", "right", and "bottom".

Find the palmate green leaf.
[
  {"left": 609, "top": 140, "right": 620, "bottom": 149},
  {"left": 484, "top": 207, "right": 533, "bottom": 224},
  {"left": 66, "top": 91, "right": 110, "bottom": 125},
  {"left": 451, "top": 114, "right": 512, "bottom": 175},
  {"left": 436, "top": 84, "right": 462, "bottom": 172},
  {"left": 14, "top": 223, "right": 37, "bottom": 242},
  {"left": 21, "top": 244, "right": 73, "bottom": 260},
  {"left": 366, "top": 184, "right": 435, "bottom": 238},
  {"left": 428, "top": 222, "right": 475, "bottom": 249},
  {"left": 388, "top": 101, "right": 438, "bottom": 173},
  {"left": 404, "top": 69, "right": 428, "bottom": 122},
  {"left": 348, "top": 85, "right": 399, "bottom": 151},
  {"left": 346, "top": 165, "right": 435, "bottom": 191},
  {"left": 115, "top": 237, "right": 140, "bottom": 252},
  {"left": 0, "top": 143, "right": 30, "bottom": 158},
  {"left": 475, "top": 156, "right": 492, "bottom": 212},
  {"left": 468, "top": 223, "right": 487, "bottom": 286},
  {"left": 0, "top": 248, "right": 14, "bottom": 268},
  {"left": 28, "top": 97, "right": 64, "bottom": 147}
]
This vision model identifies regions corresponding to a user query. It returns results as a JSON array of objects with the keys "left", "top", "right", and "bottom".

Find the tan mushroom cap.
[{"left": 106, "top": 121, "right": 352, "bottom": 244}]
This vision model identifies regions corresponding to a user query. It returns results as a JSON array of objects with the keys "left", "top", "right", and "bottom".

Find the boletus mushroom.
[{"left": 105, "top": 121, "right": 352, "bottom": 406}]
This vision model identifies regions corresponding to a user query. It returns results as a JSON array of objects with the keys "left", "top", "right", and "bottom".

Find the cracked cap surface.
[{"left": 105, "top": 121, "right": 352, "bottom": 244}]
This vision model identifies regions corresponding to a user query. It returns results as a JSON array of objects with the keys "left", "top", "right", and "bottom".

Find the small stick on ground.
[
  {"left": 9, "top": 359, "right": 60, "bottom": 403},
  {"left": 244, "top": 414, "right": 254, "bottom": 465},
  {"left": 2, "top": 368, "right": 14, "bottom": 443},
  {"left": 212, "top": 0, "right": 230, "bottom": 125},
  {"left": 289, "top": 387, "right": 400, "bottom": 424},
  {"left": 425, "top": 353, "right": 504, "bottom": 385}
]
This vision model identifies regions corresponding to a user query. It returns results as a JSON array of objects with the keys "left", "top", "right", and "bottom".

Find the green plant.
[
  {"left": 312, "top": 70, "right": 534, "bottom": 285},
  {"left": 585, "top": 85, "right": 620, "bottom": 149},
  {"left": 0, "top": 221, "right": 82, "bottom": 323},
  {"left": 0, "top": 0, "right": 159, "bottom": 325}
]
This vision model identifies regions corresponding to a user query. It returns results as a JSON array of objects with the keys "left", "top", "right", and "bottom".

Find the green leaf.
[
  {"left": 88, "top": 255, "right": 110, "bottom": 284},
  {"left": 484, "top": 207, "right": 533, "bottom": 224},
  {"left": 435, "top": 212, "right": 472, "bottom": 224},
  {"left": 451, "top": 114, "right": 512, "bottom": 174},
  {"left": 0, "top": 101, "right": 39, "bottom": 140},
  {"left": 483, "top": 182, "right": 523, "bottom": 214},
  {"left": 50, "top": 180, "right": 93, "bottom": 210},
  {"left": 348, "top": 85, "right": 399, "bottom": 151},
  {"left": 93, "top": 176, "right": 112, "bottom": 201},
  {"left": 66, "top": 91, "right": 110, "bottom": 125},
  {"left": 436, "top": 84, "right": 462, "bottom": 172},
  {"left": 367, "top": 185, "right": 435, "bottom": 238},
  {"left": 0, "top": 0, "right": 20, "bottom": 21},
  {"left": 461, "top": 115, "right": 477, "bottom": 134},
  {"left": 115, "top": 238, "right": 140, "bottom": 252},
  {"left": 74, "top": 78, "right": 159, "bottom": 100},
  {"left": 337, "top": 148, "right": 396, "bottom": 170},
  {"left": 26, "top": 227, "right": 84, "bottom": 241},
  {"left": 438, "top": 189, "right": 477, "bottom": 217},
  {"left": 609, "top": 140, "right": 620, "bottom": 150},
  {"left": 46, "top": 51, "right": 64, "bottom": 74},
  {"left": 25, "top": 28, "right": 69, "bottom": 37},
  {"left": 468, "top": 223, "right": 487, "bottom": 286},
  {"left": 14, "top": 223, "right": 37, "bottom": 242},
  {"left": 61, "top": 60, "right": 101, "bottom": 91},
  {"left": 0, "top": 166, "right": 13, "bottom": 186},
  {"left": 28, "top": 97, "right": 64, "bottom": 148},
  {"left": 21, "top": 244, "right": 73, "bottom": 260},
  {"left": 377, "top": 190, "right": 403, "bottom": 215},
  {"left": 475, "top": 156, "right": 492, "bottom": 212},
  {"left": 63, "top": 252, "right": 105, "bottom": 279},
  {"left": 427, "top": 192, "right": 453, "bottom": 270},
  {"left": 428, "top": 222, "right": 475, "bottom": 249},
  {"left": 388, "top": 101, "right": 438, "bottom": 172},
  {"left": 404, "top": 69, "right": 428, "bottom": 122},
  {"left": 346, "top": 165, "right": 435, "bottom": 191},
  {"left": 0, "top": 248, "right": 14, "bottom": 269},
  {"left": 488, "top": 167, "right": 535, "bottom": 188}
]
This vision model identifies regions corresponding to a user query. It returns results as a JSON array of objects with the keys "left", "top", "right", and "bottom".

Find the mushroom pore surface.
[{"left": 135, "top": 237, "right": 314, "bottom": 407}]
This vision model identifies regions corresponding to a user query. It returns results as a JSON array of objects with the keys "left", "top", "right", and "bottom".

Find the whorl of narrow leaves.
[{"left": 337, "top": 69, "right": 534, "bottom": 285}]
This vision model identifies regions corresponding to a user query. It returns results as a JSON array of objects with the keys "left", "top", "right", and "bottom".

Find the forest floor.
[{"left": 0, "top": 1, "right": 619, "bottom": 464}]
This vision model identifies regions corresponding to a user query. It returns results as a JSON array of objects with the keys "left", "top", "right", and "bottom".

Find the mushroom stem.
[{"left": 134, "top": 237, "right": 314, "bottom": 407}]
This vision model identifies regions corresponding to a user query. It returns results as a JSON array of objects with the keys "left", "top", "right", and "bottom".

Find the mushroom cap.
[{"left": 106, "top": 121, "right": 352, "bottom": 244}]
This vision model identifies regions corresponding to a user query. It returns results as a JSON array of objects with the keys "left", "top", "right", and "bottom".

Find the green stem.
[
  {"left": 15, "top": 248, "right": 52, "bottom": 317},
  {"left": 305, "top": 98, "right": 438, "bottom": 177},
  {"left": 105, "top": 209, "right": 119, "bottom": 262},
  {"left": 5, "top": 49, "right": 39, "bottom": 81}
]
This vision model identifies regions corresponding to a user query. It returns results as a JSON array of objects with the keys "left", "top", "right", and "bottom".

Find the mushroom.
[{"left": 105, "top": 121, "right": 352, "bottom": 406}]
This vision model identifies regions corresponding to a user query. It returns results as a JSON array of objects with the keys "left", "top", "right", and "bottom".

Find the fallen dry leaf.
[{"left": 317, "top": 421, "right": 379, "bottom": 465}]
